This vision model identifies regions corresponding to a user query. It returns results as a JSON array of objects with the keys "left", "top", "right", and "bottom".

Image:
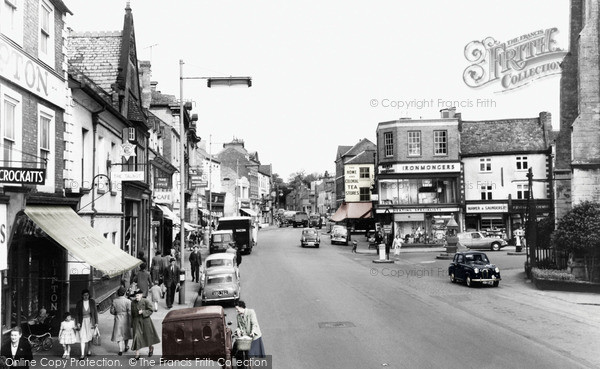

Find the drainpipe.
[{"left": 90, "top": 107, "right": 105, "bottom": 227}]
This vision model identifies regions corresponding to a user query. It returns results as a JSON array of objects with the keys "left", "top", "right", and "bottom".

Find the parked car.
[
  {"left": 217, "top": 216, "right": 256, "bottom": 254},
  {"left": 331, "top": 225, "right": 349, "bottom": 245},
  {"left": 457, "top": 231, "right": 508, "bottom": 251},
  {"left": 301, "top": 228, "right": 320, "bottom": 248},
  {"left": 201, "top": 253, "right": 239, "bottom": 286},
  {"left": 292, "top": 211, "right": 309, "bottom": 228},
  {"left": 448, "top": 251, "right": 501, "bottom": 287},
  {"left": 209, "top": 230, "right": 235, "bottom": 254},
  {"left": 200, "top": 267, "right": 241, "bottom": 306},
  {"left": 162, "top": 306, "right": 233, "bottom": 367}
]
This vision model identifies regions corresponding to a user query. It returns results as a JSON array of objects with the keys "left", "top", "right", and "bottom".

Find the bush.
[
  {"left": 552, "top": 201, "right": 600, "bottom": 252},
  {"left": 531, "top": 268, "right": 576, "bottom": 281}
]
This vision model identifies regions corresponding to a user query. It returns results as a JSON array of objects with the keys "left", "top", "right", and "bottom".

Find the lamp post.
[{"left": 178, "top": 60, "right": 251, "bottom": 304}]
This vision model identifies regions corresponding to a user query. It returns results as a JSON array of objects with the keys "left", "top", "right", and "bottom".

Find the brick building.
[{"left": 555, "top": 0, "right": 600, "bottom": 221}]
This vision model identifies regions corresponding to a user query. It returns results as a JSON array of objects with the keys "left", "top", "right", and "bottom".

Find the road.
[{"left": 228, "top": 226, "right": 599, "bottom": 369}]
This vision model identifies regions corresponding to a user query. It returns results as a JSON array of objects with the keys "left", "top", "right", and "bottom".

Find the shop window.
[
  {"left": 516, "top": 156, "right": 528, "bottom": 170},
  {"left": 359, "top": 167, "right": 370, "bottom": 179},
  {"left": 480, "top": 185, "right": 493, "bottom": 200},
  {"left": 517, "top": 184, "right": 529, "bottom": 199},
  {"left": 384, "top": 132, "right": 394, "bottom": 157},
  {"left": 479, "top": 158, "right": 492, "bottom": 172},
  {"left": 359, "top": 187, "right": 370, "bottom": 201},
  {"left": 434, "top": 130, "right": 447, "bottom": 155},
  {"left": 380, "top": 178, "right": 457, "bottom": 205},
  {"left": 408, "top": 131, "right": 421, "bottom": 156}
]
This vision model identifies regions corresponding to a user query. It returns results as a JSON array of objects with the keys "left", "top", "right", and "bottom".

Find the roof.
[
  {"left": 343, "top": 138, "right": 376, "bottom": 157},
  {"left": 461, "top": 118, "right": 550, "bottom": 155},
  {"left": 151, "top": 89, "right": 178, "bottom": 105},
  {"left": 205, "top": 253, "right": 235, "bottom": 261},
  {"left": 336, "top": 145, "right": 353, "bottom": 160},
  {"left": 162, "top": 306, "right": 224, "bottom": 323},
  {"left": 258, "top": 164, "right": 272, "bottom": 176},
  {"left": 345, "top": 149, "right": 376, "bottom": 165},
  {"left": 218, "top": 216, "right": 252, "bottom": 222},
  {"left": 68, "top": 31, "right": 123, "bottom": 93}
]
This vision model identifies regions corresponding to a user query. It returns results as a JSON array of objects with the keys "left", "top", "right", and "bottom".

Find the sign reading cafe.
[{"left": 0, "top": 167, "right": 46, "bottom": 185}]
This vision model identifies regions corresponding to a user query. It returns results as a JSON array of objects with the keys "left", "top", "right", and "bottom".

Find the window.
[
  {"left": 384, "top": 132, "right": 393, "bottom": 157},
  {"left": 359, "top": 187, "right": 370, "bottom": 201},
  {"left": 38, "top": 0, "right": 54, "bottom": 65},
  {"left": 39, "top": 114, "right": 51, "bottom": 166},
  {"left": 479, "top": 158, "right": 492, "bottom": 172},
  {"left": 408, "top": 131, "right": 421, "bottom": 156},
  {"left": 516, "top": 156, "right": 528, "bottom": 170},
  {"left": 434, "top": 130, "right": 447, "bottom": 155},
  {"left": 1, "top": 0, "right": 23, "bottom": 43},
  {"left": 480, "top": 185, "right": 493, "bottom": 200},
  {"left": 3, "top": 98, "right": 16, "bottom": 166},
  {"left": 517, "top": 184, "right": 529, "bottom": 199},
  {"left": 359, "top": 167, "right": 370, "bottom": 179}
]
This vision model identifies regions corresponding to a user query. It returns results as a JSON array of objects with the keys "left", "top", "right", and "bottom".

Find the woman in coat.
[
  {"left": 75, "top": 289, "right": 99, "bottom": 360},
  {"left": 234, "top": 300, "right": 265, "bottom": 358},
  {"left": 0, "top": 326, "right": 33, "bottom": 368},
  {"left": 110, "top": 286, "right": 132, "bottom": 355},
  {"left": 131, "top": 289, "right": 160, "bottom": 360},
  {"left": 133, "top": 263, "right": 153, "bottom": 297}
]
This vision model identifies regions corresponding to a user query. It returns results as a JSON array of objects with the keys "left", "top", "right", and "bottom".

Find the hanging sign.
[{"left": 120, "top": 143, "right": 137, "bottom": 161}]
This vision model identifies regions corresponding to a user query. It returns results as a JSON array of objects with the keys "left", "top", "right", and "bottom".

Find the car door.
[
  {"left": 471, "top": 232, "right": 485, "bottom": 249},
  {"left": 455, "top": 254, "right": 466, "bottom": 280}
]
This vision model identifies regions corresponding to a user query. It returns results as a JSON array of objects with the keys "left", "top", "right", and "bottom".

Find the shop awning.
[
  {"left": 156, "top": 204, "right": 180, "bottom": 223},
  {"left": 240, "top": 208, "right": 258, "bottom": 217},
  {"left": 24, "top": 205, "right": 141, "bottom": 278},
  {"left": 331, "top": 202, "right": 372, "bottom": 222}
]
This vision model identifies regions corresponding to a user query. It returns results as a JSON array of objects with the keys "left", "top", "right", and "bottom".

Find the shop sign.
[
  {"left": 466, "top": 203, "right": 508, "bottom": 213},
  {"left": 509, "top": 201, "right": 552, "bottom": 213},
  {"left": 376, "top": 207, "right": 460, "bottom": 213},
  {"left": 393, "top": 162, "right": 460, "bottom": 174},
  {"left": 394, "top": 213, "right": 425, "bottom": 222},
  {"left": 154, "top": 177, "right": 170, "bottom": 189},
  {"left": 0, "top": 37, "right": 66, "bottom": 107},
  {"left": 153, "top": 191, "right": 172, "bottom": 204},
  {"left": 344, "top": 164, "right": 374, "bottom": 201},
  {"left": 112, "top": 171, "right": 145, "bottom": 182},
  {"left": 0, "top": 167, "right": 46, "bottom": 184},
  {"left": 0, "top": 204, "right": 7, "bottom": 270}
]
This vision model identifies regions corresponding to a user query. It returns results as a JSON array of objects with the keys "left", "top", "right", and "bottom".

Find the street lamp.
[{"left": 179, "top": 60, "right": 251, "bottom": 304}]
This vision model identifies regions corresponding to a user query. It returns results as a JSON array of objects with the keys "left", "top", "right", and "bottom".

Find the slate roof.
[
  {"left": 345, "top": 149, "right": 377, "bottom": 165},
  {"left": 259, "top": 164, "right": 272, "bottom": 176},
  {"left": 68, "top": 31, "right": 122, "bottom": 93},
  {"left": 461, "top": 118, "right": 550, "bottom": 155},
  {"left": 336, "top": 146, "right": 353, "bottom": 160},
  {"left": 343, "top": 138, "right": 376, "bottom": 157},
  {"left": 151, "top": 90, "right": 178, "bottom": 105}
]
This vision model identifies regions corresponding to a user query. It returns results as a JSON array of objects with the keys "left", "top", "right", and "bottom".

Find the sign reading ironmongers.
[{"left": 0, "top": 167, "right": 46, "bottom": 185}]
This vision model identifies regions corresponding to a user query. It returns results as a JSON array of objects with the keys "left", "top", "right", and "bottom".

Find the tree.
[{"left": 552, "top": 201, "right": 600, "bottom": 282}]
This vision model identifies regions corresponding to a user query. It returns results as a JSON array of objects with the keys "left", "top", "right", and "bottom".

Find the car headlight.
[
  {"left": 474, "top": 268, "right": 479, "bottom": 274},
  {"left": 495, "top": 267, "right": 500, "bottom": 273}
]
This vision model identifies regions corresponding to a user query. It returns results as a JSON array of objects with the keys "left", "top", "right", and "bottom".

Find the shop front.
[
  {"left": 508, "top": 199, "right": 552, "bottom": 236},
  {"left": 375, "top": 207, "right": 461, "bottom": 245},
  {"left": 464, "top": 202, "right": 509, "bottom": 238},
  {"left": 4, "top": 205, "right": 141, "bottom": 334}
]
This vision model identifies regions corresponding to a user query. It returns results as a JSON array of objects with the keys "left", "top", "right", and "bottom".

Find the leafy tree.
[{"left": 552, "top": 201, "right": 600, "bottom": 282}]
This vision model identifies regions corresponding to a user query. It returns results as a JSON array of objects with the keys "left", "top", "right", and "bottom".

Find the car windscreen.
[
  {"left": 207, "top": 275, "right": 233, "bottom": 284},
  {"left": 207, "top": 259, "right": 233, "bottom": 268},
  {"left": 213, "top": 234, "right": 232, "bottom": 242},
  {"left": 464, "top": 254, "right": 489, "bottom": 263},
  {"left": 303, "top": 230, "right": 317, "bottom": 236}
]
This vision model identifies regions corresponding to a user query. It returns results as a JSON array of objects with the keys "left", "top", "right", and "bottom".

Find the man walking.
[
  {"left": 163, "top": 258, "right": 180, "bottom": 309},
  {"left": 189, "top": 246, "right": 202, "bottom": 283}
]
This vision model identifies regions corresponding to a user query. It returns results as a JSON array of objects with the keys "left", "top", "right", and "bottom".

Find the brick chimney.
[{"left": 138, "top": 60, "right": 152, "bottom": 109}]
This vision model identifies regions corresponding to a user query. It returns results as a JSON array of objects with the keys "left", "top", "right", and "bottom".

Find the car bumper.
[
  {"left": 472, "top": 276, "right": 501, "bottom": 282},
  {"left": 202, "top": 292, "right": 240, "bottom": 302},
  {"left": 302, "top": 241, "right": 319, "bottom": 246}
]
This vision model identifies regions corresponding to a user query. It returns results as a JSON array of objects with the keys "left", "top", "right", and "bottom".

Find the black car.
[{"left": 448, "top": 251, "right": 501, "bottom": 287}]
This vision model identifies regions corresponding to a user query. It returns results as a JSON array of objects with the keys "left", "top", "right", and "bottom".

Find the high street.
[{"left": 238, "top": 226, "right": 600, "bottom": 369}]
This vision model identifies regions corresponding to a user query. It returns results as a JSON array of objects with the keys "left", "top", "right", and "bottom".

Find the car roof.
[
  {"left": 218, "top": 216, "right": 252, "bottom": 222},
  {"left": 205, "top": 266, "right": 236, "bottom": 276},
  {"left": 457, "top": 251, "right": 488, "bottom": 256},
  {"left": 212, "top": 230, "right": 233, "bottom": 235},
  {"left": 205, "top": 253, "right": 235, "bottom": 261}
]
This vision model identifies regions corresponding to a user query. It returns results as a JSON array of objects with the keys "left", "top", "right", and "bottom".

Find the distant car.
[
  {"left": 292, "top": 212, "right": 309, "bottom": 228},
  {"left": 209, "top": 230, "right": 235, "bottom": 254},
  {"left": 301, "top": 228, "right": 320, "bottom": 248},
  {"left": 457, "top": 231, "right": 508, "bottom": 251},
  {"left": 309, "top": 214, "right": 322, "bottom": 229},
  {"left": 331, "top": 225, "right": 349, "bottom": 245},
  {"left": 448, "top": 251, "right": 501, "bottom": 287},
  {"left": 200, "top": 266, "right": 240, "bottom": 306}
]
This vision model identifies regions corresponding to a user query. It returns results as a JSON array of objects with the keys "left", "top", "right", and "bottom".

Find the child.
[
  {"left": 58, "top": 312, "right": 77, "bottom": 359},
  {"left": 149, "top": 281, "right": 162, "bottom": 312}
]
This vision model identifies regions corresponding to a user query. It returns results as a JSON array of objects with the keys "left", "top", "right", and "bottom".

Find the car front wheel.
[
  {"left": 491, "top": 242, "right": 501, "bottom": 251},
  {"left": 450, "top": 272, "right": 456, "bottom": 283},
  {"left": 466, "top": 275, "right": 473, "bottom": 287}
]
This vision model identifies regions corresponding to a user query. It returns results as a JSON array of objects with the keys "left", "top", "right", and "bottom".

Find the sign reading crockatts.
[
  {"left": 111, "top": 171, "right": 145, "bottom": 182},
  {"left": 0, "top": 167, "right": 46, "bottom": 185}
]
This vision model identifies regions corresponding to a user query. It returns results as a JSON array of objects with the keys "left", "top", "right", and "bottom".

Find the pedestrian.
[
  {"left": 163, "top": 257, "right": 181, "bottom": 309},
  {"left": 1, "top": 326, "right": 33, "bottom": 369},
  {"left": 133, "top": 263, "right": 152, "bottom": 298},
  {"left": 234, "top": 300, "right": 265, "bottom": 358},
  {"left": 235, "top": 247, "right": 242, "bottom": 267},
  {"left": 58, "top": 312, "right": 77, "bottom": 359},
  {"left": 110, "top": 286, "right": 132, "bottom": 356},
  {"left": 75, "top": 289, "right": 99, "bottom": 360},
  {"left": 149, "top": 282, "right": 162, "bottom": 312},
  {"left": 392, "top": 234, "right": 403, "bottom": 257},
  {"left": 131, "top": 289, "right": 160, "bottom": 360},
  {"left": 129, "top": 252, "right": 146, "bottom": 286},
  {"left": 189, "top": 245, "right": 202, "bottom": 282},
  {"left": 151, "top": 250, "right": 163, "bottom": 284}
]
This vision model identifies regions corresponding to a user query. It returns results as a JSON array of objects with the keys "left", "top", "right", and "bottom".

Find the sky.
[{"left": 66, "top": 0, "right": 570, "bottom": 181}]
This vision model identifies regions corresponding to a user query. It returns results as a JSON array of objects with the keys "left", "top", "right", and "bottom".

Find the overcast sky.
[{"left": 66, "top": 0, "right": 570, "bottom": 180}]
